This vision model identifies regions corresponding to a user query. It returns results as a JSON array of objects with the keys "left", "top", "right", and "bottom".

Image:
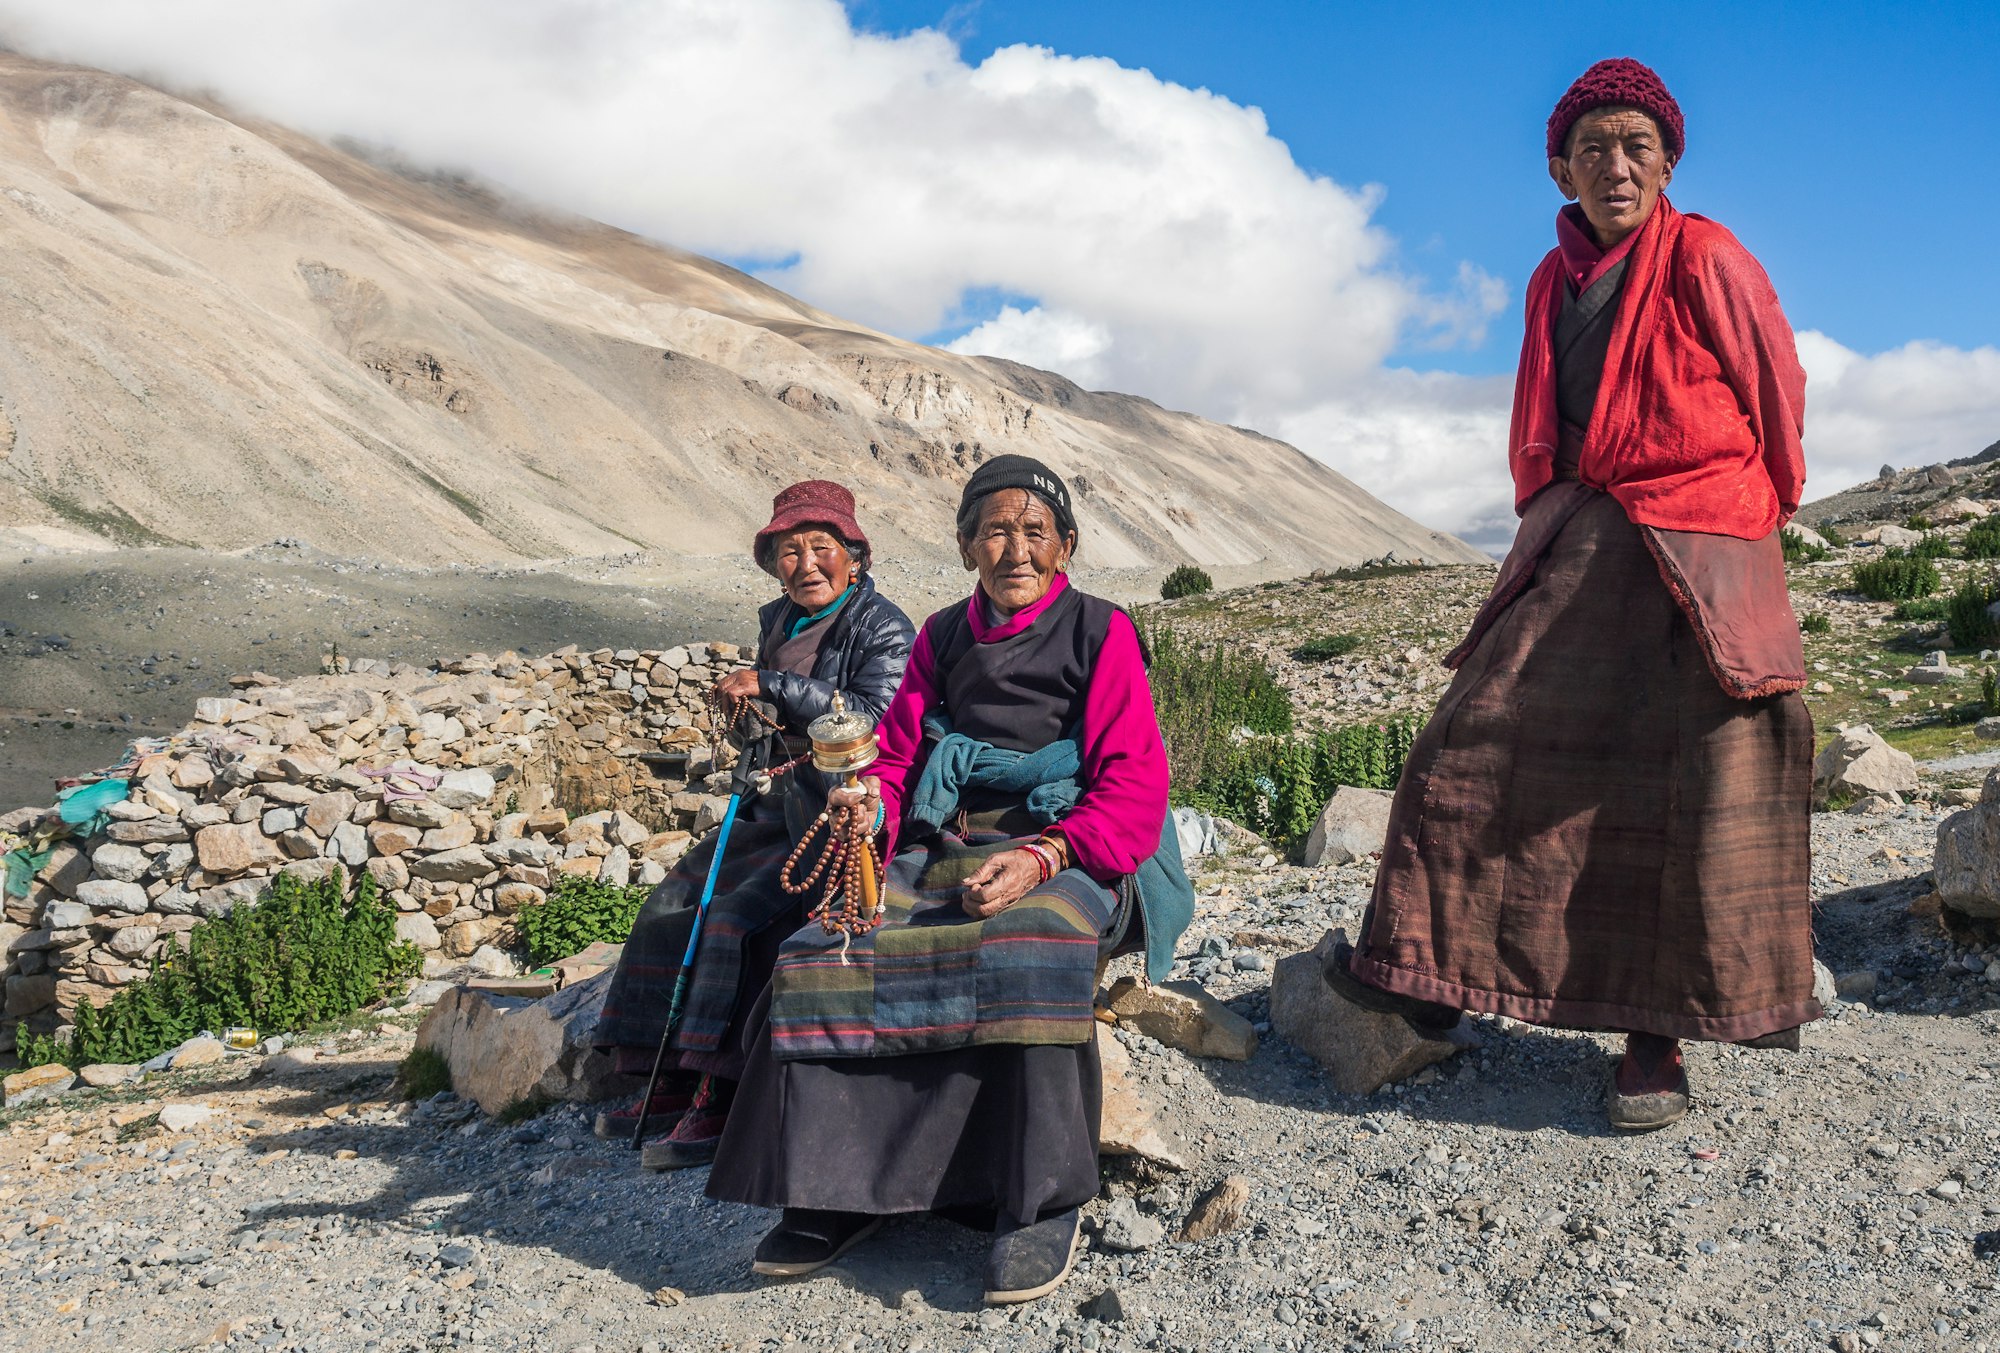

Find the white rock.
[
  {"left": 74, "top": 879, "right": 150, "bottom": 914},
  {"left": 158, "top": 1103, "right": 216, "bottom": 1132},
  {"left": 1301, "top": 786, "right": 1395, "bottom": 867},
  {"left": 395, "top": 912, "right": 443, "bottom": 949},
  {"left": 90, "top": 843, "right": 151, "bottom": 883},
  {"left": 1812, "top": 724, "right": 1918, "bottom": 805},
  {"left": 433, "top": 769, "right": 497, "bottom": 810}
]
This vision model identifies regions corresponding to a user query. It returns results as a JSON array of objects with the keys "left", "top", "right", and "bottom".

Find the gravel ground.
[{"left": 6, "top": 806, "right": 2000, "bottom": 1353}]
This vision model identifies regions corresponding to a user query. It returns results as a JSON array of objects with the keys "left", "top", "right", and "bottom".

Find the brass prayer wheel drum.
[{"left": 806, "top": 693, "right": 879, "bottom": 778}]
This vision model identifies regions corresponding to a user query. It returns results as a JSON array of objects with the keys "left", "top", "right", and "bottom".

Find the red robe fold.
[{"left": 1511, "top": 196, "right": 1808, "bottom": 540}]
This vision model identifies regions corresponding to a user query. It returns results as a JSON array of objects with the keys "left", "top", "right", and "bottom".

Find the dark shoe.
[
  {"left": 1608, "top": 1035, "right": 1690, "bottom": 1132},
  {"left": 750, "top": 1209, "right": 884, "bottom": 1277},
  {"left": 593, "top": 1078, "right": 697, "bottom": 1141},
  {"left": 1735, "top": 1026, "right": 1801, "bottom": 1052},
  {"left": 639, "top": 1074, "right": 732, "bottom": 1171},
  {"left": 1321, "top": 937, "right": 1461, "bottom": 1036},
  {"left": 984, "top": 1208, "right": 1082, "bottom": 1305}
]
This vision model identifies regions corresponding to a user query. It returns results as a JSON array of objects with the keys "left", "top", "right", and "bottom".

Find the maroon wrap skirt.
[{"left": 1349, "top": 491, "right": 1821, "bottom": 1042}]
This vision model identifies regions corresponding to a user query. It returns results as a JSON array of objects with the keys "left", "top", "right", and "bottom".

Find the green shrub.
[
  {"left": 1985, "top": 668, "right": 1999, "bottom": 717},
  {"left": 1965, "top": 518, "right": 2000, "bottom": 560},
  {"left": 1780, "top": 528, "right": 1828, "bottom": 565},
  {"left": 1905, "top": 533, "right": 1955, "bottom": 560},
  {"left": 1159, "top": 565, "right": 1214, "bottom": 600},
  {"left": 1894, "top": 596, "right": 1950, "bottom": 622},
  {"left": 396, "top": 1046, "right": 452, "bottom": 1100},
  {"left": 513, "top": 874, "right": 650, "bottom": 967},
  {"left": 1176, "top": 717, "right": 1421, "bottom": 846},
  {"left": 1293, "top": 634, "right": 1361, "bottom": 662},
  {"left": 1906, "top": 513, "right": 1934, "bottom": 531},
  {"left": 1799, "top": 613, "right": 1832, "bottom": 636},
  {"left": 14, "top": 871, "right": 418, "bottom": 1070},
  {"left": 1817, "top": 522, "right": 1845, "bottom": 547},
  {"left": 1947, "top": 577, "right": 2000, "bottom": 650},
  {"left": 1852, "top": 556, "right": 1940, "bottom": 602}
]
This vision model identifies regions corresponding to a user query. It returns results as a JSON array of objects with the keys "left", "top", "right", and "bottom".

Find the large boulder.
[
  {"left": 413, "top": 971, "right": 633, "bottom": 1115},
  {"left": 1268, "top": 929, "right": 1475, "bottom": 1096},
  {"left": 1934, "top": 770, "right": 2000, "bottom": 919},
  {"left": 1812, "top": 724, "right": 1918, "bottom": 806},
  {"left": 1301, "top": 787, "right": 1394, "bottom": 867}
]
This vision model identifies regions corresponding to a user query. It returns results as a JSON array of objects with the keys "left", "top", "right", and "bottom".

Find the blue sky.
[{"left": 850, "top": 0, "right": 2000, "bottom": 375}]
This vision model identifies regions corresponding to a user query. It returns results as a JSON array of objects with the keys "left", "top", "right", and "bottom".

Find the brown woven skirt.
[{"left": 1349, "top": 493, "right": 1819, "bottom": 1042}]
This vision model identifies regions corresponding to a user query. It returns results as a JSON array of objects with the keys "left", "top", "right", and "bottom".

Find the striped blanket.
[{"left": 766, "top": 825, "right": 1122, "bottom": 1061}]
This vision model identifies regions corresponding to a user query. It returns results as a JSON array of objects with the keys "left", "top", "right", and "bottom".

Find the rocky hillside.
[{"left": 0, "top": 52, "right": 1480, "bottom": 575}]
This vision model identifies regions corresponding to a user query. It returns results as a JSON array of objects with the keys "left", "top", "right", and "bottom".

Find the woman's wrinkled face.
[
  {"left": 769, "top": 528, "right": 854, "bottom": 611},
  {"left": 960, "top": 489, "right": 1075, "bottom": 615},
  {"left": 1549, "top": 106, "right": 1674, "bottom": 248}
]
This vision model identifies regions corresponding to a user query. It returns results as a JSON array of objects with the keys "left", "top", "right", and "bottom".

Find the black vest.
[{"left": 922, "top": 585, "right": 1117, "bottom": 753}]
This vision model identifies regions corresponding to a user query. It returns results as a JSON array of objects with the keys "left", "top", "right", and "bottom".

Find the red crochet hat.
[
  {"left": 752, "top": 479, "right": 870, "bottom": 575},
  {"left": 1546, "top": 57, "right": 1684, "bottom": 162}
]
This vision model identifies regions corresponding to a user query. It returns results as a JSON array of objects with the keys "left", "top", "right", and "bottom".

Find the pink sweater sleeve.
[
  {"left": 1058, "top": 612, "right": 1170, "bottom": 882},
  {"left": 866, "top": 624, "right": 938, "bottom": 861}
]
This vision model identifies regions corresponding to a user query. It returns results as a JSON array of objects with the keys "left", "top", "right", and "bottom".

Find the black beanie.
[{"left": 956, "top": 454, "right": 1077, "bottom": 540}]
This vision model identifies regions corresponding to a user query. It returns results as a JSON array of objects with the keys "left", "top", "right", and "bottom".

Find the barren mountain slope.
[{"left": 0, "top": 53, "right": 1482, "bottom": 572}]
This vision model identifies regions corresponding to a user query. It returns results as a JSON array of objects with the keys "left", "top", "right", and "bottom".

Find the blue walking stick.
[{"left": 630, "top": 736, "right": 766, "bottom": 1149}]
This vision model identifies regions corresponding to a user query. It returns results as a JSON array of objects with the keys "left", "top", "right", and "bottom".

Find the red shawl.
[{"left": 1510, "top": 197, "right": 1807, "bottom": 540}]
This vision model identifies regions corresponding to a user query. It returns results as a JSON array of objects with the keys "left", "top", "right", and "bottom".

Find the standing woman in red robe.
[{"left": 1334, "top": 58, "right": 1820, "bottom": 1130}]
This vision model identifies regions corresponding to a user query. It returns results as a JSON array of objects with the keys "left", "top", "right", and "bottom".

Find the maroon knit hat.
[
  {"left": 752, "top": 479, "right": 870, "bottom": 574},
  {"left": 1546, "top": 57, "right": 1684, "bottom": 162}
]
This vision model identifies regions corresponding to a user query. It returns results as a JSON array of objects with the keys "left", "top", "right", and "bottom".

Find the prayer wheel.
[{"left": 805, "top": 693, "right": 882, "bottom": 921}]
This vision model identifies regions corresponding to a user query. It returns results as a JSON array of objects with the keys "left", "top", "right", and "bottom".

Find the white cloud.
[
  {"left": 946, "top": 305, "right": 1113, "bottom": 389},
  {"left": 1796, "top": 332, "right": 2000, "bottom": 490},
  {"left": 0, "top": 0, "right": 1991, "bottom": 547}
]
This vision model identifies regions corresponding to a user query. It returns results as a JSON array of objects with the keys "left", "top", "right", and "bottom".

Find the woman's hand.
[
  {"left": 826, "top": 774, "right": 881, "bottom": 823},
  {"left": 962, "top": 849, "right": 1041, "bottom": 919},
  {"left": 713, "top": 668, "right": 761, "bottom": 702}
]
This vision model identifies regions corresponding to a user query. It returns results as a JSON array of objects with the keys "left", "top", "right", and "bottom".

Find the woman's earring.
[{"left": 1057, "top": 559, "right": 1070, "bottom": 574}]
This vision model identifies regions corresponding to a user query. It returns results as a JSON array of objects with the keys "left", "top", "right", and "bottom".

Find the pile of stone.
[{"left": 2, "top": 643, "right": 752, "bottom": 1045}]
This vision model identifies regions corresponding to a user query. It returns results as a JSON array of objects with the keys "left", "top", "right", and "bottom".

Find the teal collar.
[{"left": 788, "top": 583, "right": 855, "bottom": 639}]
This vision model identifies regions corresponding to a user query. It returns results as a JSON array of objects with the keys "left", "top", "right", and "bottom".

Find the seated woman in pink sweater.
[{"left": 706, "top": 455, "right": 1191, "bottom": 1306}]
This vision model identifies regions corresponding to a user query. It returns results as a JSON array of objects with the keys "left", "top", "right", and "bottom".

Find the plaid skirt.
[
  {"left": 592, "top": 784, "right": 815, "bottom": 1069},
  {"left": 765, "top": 819, "right": 1125, "bottom": 1061},
  {"left": 1350, "top": 492, "right": 1820, "bottom": 1042}
]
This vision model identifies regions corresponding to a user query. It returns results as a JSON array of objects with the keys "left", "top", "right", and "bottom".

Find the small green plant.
[
  {"left": 1984, "top": 668, "right": 1999, "bottom": 716},
  {"left": 1817, "top": 522, "right": 1845, "bottom": 547},
  {"left": 1966, "top": 517, "right": 2000, "bottom": 560},
  {"left": 1905, "top": 533, "right": 1955, "bottom": 560},
  {"left": 513, "top": 874, "right": 651, "bottom": 967},
  {"left": 495, "top": 1093, "right": 557, "bottom": 1125},
  {"left": 1293, "top": 634, "right": 1361, "bottom": 662},
  {"left": 1780, "top": 528, "right": 1828, "bottom": 565},
  {"left": 1799, "top": 613, "right": 1832, "bottom": 636},
  {"left": 1947, "top": 576, "right": 2000, "bottom": 650},
  {"left": 502, "top": 791, "right": 521, "bottom": 817},
  {"left": 11, "top": 1023, "right": 68, "bottom": 1069},
  {"left": 1894, "top": 596, "right": 1951, "bottom": 623},
  {"left": 1160, "top": 565, "right": 1214, "bottom": 601},
  {"left": 1852, "top": 556, "right": 1940, "bottom": 602},
  {"left": 1906, "top": 513, "right": 1935, "bottom": 531},
  {"left": 16, "top": 871, "right": 417, "bottom": 1070},
  {"left": 395, "top": 1046, "right": 453, "bottom": 1100}
]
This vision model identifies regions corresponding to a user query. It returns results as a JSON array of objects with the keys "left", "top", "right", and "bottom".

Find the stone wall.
[{"left": 1, "top": 643, "right": 752, "bottom": 1043}]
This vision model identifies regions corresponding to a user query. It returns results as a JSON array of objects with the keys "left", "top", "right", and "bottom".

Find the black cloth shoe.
[
  {"left": 983, "top": 1208, "right": 1081, "bottom": 1305},
  {"left": 1320, "top": 937, "right": 1461, "bottom": 1036},
  {"left": 750, "top": 1209, "right": 884, "bottom": 1277}
]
